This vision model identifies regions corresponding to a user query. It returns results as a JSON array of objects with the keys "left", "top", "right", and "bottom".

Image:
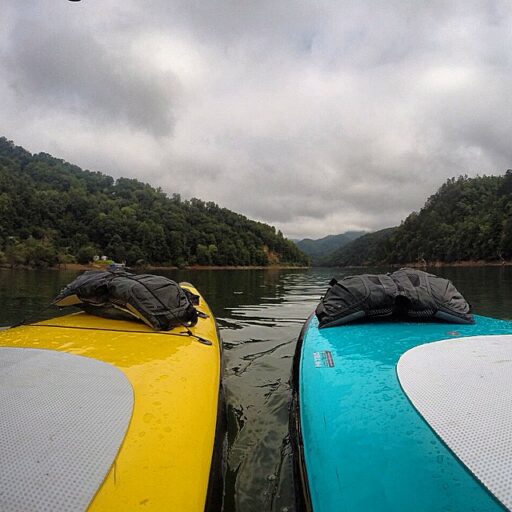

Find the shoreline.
[
  {"left": 0, "top": 263, "right": 310, "bottom": 272},
  {"left": 3, "top": 260, "right": 512, "bottom": 271},
  {"left": 395, "top": 260, "right": 512, "bottom": 268},
  {"left": 319, "top": 260, "right": 512, "bottom": 269}
]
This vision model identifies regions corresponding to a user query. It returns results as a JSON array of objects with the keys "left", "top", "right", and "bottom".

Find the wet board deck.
[
  {"left": 0, "top": 284, "right": 223, "bottom": 512},
  {"left": 293, "top": 315, "right": 512, "bottom": 512}
]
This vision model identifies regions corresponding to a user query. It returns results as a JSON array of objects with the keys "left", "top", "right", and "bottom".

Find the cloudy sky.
[{"left": 2, "top": 1, "right": 512, "bottom": 239}]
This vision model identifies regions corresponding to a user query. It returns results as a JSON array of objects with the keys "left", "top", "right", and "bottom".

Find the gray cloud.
[
  {"left": 2, "top": 0, "right": 512, "bottom": 239},
  {"left": 2, "top": 3, "right": 178, "bottom": 136}
]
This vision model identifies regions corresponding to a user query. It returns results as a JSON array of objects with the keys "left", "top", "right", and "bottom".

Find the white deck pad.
[
  {"left": 398, "top": 335, "right": 512, "bottom": 510},
  {"left": 0, "top": 347, "right": 133, "bottom": 512}
]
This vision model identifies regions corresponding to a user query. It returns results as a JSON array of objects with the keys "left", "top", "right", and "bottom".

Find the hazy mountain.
[{"left": 295, "top": 231, "right": 366, "bottom": 264}]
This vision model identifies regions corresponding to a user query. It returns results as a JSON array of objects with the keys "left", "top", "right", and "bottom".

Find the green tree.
[{"left": 77, "top": 245, "right": 97, "bottom": 264}]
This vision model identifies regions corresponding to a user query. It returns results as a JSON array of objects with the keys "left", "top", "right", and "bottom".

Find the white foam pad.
[
  {"left": 398, "top": 335, "right": 512, "bottom": 510},
  {"left": 0, "top": 347, "right": 133, "bottom": 512}
]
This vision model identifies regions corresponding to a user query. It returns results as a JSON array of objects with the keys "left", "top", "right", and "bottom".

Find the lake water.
[{"left": 1, "top": 266, "right": 512, "bottom": 511}]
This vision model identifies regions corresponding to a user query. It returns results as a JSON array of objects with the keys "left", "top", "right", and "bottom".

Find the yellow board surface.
[{"left": 0, "top": 284, "right": 221, "bottom": 511}]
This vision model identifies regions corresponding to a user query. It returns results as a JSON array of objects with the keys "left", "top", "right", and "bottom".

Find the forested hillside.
[
  {"left": 0, "top": 137, "right": 309, "bottom": 267},
  {"left": 325, "top": 173, "right": 512, "bottom": 266}
]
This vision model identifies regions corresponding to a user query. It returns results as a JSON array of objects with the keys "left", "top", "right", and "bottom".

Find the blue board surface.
[{"left": 298, "top": 315, "right": 512, "bottom": 512}]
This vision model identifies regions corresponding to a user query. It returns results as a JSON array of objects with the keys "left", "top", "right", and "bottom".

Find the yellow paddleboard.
[{"left": 0, "top": 283, "right": 223, "bottom": 511}]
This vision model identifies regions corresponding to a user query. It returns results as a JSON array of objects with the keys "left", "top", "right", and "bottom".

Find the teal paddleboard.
[{"left": 291, "top": 315, "right": 512, "bottom": 512}]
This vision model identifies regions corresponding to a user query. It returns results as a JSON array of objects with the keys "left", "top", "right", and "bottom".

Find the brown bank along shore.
[
  {"left": 0, "top": 263, "right": 310, "bottom": 271},
  {"left": 329, "top": 260, "right": 512, "bottom": 269},
  {"left": 2, "top": 261, "right": 512, "bottom": 272},
  {"left": 402, "top": 260, "right": 512, "bottom": 268}
]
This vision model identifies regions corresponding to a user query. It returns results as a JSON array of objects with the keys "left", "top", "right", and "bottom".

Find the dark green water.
[{"left": 1, "top": 266, "right": 512, "bottom": 511}]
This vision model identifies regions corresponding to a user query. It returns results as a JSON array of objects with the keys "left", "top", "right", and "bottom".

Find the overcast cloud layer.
[{"left": 2, "top": 1, "right": 512, "bottom": 239}]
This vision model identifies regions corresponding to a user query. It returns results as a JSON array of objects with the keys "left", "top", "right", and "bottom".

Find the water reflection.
[
  {"left": 0, "top": 268, "right": 82, "bottom": 326},
  {"left": 1, "top": 266, "right": 512, "bottom": 511}
]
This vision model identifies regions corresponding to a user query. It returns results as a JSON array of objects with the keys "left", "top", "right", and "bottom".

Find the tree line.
[{"left": 0, "top": 137, "right": 309, "bottom": 268}]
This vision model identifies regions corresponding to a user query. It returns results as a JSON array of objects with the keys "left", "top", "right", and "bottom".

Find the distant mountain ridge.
[{"left": 294, "top": 231, "right": 367, "bottom": 264}]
